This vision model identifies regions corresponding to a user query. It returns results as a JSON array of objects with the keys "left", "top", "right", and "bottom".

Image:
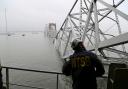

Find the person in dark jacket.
[{"left": 62, "top": 39, "right": 105, "bottom": 89}]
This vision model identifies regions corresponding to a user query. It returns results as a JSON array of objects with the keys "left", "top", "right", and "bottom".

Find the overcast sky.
[
  {"left": 0, "top": 0, "right": 75, "bottom": 32},
  {"left": 0, "top": 0, "right": 127, "bottom": 32}
]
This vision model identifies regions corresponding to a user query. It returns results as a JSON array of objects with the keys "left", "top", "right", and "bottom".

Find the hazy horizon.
[{"left": 0, "top": 0, "right": 127, "bottom": 32}]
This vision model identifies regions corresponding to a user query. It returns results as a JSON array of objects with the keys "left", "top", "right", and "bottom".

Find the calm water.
[{"left": 0, "top": 32, "right": 63, "bottom": 89}]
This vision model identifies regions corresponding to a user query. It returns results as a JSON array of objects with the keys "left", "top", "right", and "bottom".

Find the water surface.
[{"left": 0, "top": 32, "right": 62, "bottom": 89}]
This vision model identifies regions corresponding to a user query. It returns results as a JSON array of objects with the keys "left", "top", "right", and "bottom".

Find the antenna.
[{"left": 5, "top": 8, "right": 8, "bottom": 34}]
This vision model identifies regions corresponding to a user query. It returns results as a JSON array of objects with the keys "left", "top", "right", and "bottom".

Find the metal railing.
[
  {"left": 1, "top": 66, "right": 108, "bottom": 89},
  {"left": 1, "top": 66, "right": 63, "bottom": 89}
]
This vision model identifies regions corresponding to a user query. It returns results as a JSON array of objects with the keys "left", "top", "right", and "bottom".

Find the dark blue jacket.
[{"left": 62, "top": 50, "right": 105, "bottom": 89}]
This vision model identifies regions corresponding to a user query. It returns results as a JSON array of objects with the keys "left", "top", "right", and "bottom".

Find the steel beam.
[
  {"left": 82, "top": 1, "right": 93, "bottom": 41},
  {"left": 98, "top": 0, "right": 124, "bottom": 22},
  {"left": 56, "top": 0, "right": 79, "bottom": 38},
  {"left": 70, "top": 15, "right": 87, "bottom": 23},
  {"left": 98, "top": 8, "right": 109, "bottom": 11},
  {"left": 87, "top": 32, "right": 128, "bottom": 51},
  {"left": 98, "top": 0, "right": 128, "bottom": 21},
  {"left": 63, "top": 30, "right": 72, "bottom": 56},
  {"left": 103, "top": 48, "right": 128, "bottom": 56},
  {"left": 70, "top": 12, "right": 86, "bottom": 16},
  {"left": 93, "top": 0, "right": 100, "bottom": 53}
]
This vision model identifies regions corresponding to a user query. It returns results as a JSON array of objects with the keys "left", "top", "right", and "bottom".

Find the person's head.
[{"left": 71, "top": 39, "right": 85, "bottom": 51}]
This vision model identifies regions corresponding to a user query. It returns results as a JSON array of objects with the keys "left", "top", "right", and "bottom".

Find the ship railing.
[
  {"left": 1, "top": 66, "right": 63, "bottom": 89},
  {"left": 1, "top": 66, "right": 108, "bottom": 89}
]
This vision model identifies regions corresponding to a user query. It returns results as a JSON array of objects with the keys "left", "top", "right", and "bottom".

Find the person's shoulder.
[
  {"left": 84, "top": 50, "right": 97, "bottom": 57},
  {"left": 70, "top": 52, "right": 79, "bottom": 57},
  {"left": 85, "top": 50, "right": 97, "bottom": 59},
  {"left": 69, "top": 54, "right": 74, "bottom": 59}
]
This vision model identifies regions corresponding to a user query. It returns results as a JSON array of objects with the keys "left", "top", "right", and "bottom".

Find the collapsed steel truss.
[{"left": 55, "top": 0, "right": 128, "bottom": 61}]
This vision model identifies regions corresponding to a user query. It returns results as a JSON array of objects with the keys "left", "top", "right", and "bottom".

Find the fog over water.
[
  {"left": 0, "top": 32, "right": 61, "bottom": 72},
  {"left": 0, "top": 32, "right": 64, "bottom": 89}
]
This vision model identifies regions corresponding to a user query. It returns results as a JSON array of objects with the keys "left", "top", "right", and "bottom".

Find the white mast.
[{"left": 5, "top": 8, "right": 8, "bottom": 34}]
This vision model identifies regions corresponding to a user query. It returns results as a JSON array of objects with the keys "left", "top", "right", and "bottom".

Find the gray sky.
[
  {"left": 0, "top": 0, "right": 127, "bottom": 32},
  {"left": 0, "top": 0, "right": 74, "bottom": 32}
]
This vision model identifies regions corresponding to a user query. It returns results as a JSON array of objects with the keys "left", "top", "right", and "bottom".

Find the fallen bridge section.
[{"left": 87, "top": 32, "right": 128, "bottom": 51}]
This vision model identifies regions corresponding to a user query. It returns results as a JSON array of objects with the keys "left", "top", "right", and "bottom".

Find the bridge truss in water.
[{"left": 55, "top": 0, "right": 128, "bottom": 63}]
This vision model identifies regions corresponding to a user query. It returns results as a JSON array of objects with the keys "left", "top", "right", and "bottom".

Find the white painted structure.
[
  {"left": 55, "top": 0, "right": 128, "bottom": 60},
  {"left": 45, "top": 23, "right": 57, "bottom": 38}
]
